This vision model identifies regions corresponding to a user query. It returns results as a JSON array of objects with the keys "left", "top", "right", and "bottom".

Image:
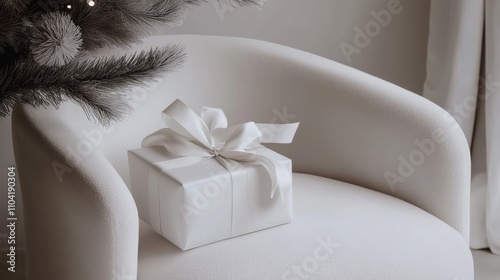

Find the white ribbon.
[{"left": 142, "top": 99, "right": 299, "bottom": 200}]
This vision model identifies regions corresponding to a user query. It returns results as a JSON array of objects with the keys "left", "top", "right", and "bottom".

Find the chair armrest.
[
  {"left": 12, "top": 106, "right": 139, "bottom": 280},
  {"left": 281, "top": 72, "right": 472, "bottom": 240}
]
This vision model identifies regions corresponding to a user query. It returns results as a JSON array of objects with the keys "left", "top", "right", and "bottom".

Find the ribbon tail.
[
  {"left": 255, "top": 123, "right": 300, "bottom": 144},
  {"left": 249, "top": 155, "right": 292, "bottom": 201},
  {"left": 213, "top": 123, "right": 299, "bottom": 144}
]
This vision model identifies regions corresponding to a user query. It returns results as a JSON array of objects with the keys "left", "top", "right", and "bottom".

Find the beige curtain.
[{"left": 423, "top": 0, "right": 500, "bottom": 254}]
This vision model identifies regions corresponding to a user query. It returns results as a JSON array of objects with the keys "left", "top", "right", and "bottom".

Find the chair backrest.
[{"left": 15, "top": 35, "right": 471, "bottom": 238}]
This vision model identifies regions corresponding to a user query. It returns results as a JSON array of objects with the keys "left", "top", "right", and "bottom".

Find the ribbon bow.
[{"left": 142, "top": 99, "right": 299, "bottom": 200}]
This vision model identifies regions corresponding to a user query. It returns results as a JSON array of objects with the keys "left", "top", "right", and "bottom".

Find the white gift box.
[
  {"left": 128, "top": 145, "right": 293, "bottom": 250},
  {"left": 127, "top": 99, "right": 298, "bottom": 250}
]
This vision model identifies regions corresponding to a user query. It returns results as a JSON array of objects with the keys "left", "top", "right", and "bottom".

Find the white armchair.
[{"left": 13, "top": 35, "right": 473, "bottom": 280}]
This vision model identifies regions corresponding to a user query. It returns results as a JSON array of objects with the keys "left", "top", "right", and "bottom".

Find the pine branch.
[
  {"left": 70, "top": 1, "right": 138, "bottom": 50},
  {"left": 223, "top": 0, "right": 264, "bottom": 7},
  {"left": 0, "top": 22, "right": 20, "bottom": 55},
  {"left": 0, "top": 45, "right": 186, "bottom": 125},
  {"left": 111, "top": 0, "right": 194, "bottom": 37},
  {"left": 0, "top": 9, "right": 25, "bottom": 55},
  {"left": 0, "top": 0, "right": 31, "bottom": 14},
  {"left": 63, "top": 83, "right": 131, "bottom": 125},
  {"left": 0, "top": 0, "right": 263, "bottom": 124}
]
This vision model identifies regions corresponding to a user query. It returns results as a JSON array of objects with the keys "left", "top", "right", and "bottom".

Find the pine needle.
[
  {"left": 0, "top": 45, "right": 185, "bottom": 125},
  {"left": 0, "top": 0, "right": 31, "bottom": 14},
  {"left": 0, "top": 9, "right": 25, "bottom": 55},
  {"left": 0, "top": 0, "right": 263, "bottom": 125}
]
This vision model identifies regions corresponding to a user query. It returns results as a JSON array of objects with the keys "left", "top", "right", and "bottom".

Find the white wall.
[
  {"left": 0, "top": 0, "right": 430, "bottom": 258},
  {"left": 163, "top": 0, "right": 430, "bottom": 93}
]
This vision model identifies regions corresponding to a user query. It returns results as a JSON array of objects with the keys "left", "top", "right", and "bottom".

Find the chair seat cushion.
[{"left": 137, "top": 173, "right": 473, "bottom": 280}]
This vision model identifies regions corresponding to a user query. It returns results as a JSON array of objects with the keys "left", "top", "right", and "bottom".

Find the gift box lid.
[{"left": 129, "top": 145, "right": 291, "bottom": 187}]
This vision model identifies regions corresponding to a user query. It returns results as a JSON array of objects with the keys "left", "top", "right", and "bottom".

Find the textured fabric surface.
[
  {"left": 138, "top": 173, "right": 473, "bottom": 280},
  {"left": 12, "top": 35, "right": 472, "bottom": 279}
]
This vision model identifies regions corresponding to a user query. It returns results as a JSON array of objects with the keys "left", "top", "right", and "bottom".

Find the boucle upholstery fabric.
[{"left": 13, "top": 35, "right": 472, "bottom": 279}]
